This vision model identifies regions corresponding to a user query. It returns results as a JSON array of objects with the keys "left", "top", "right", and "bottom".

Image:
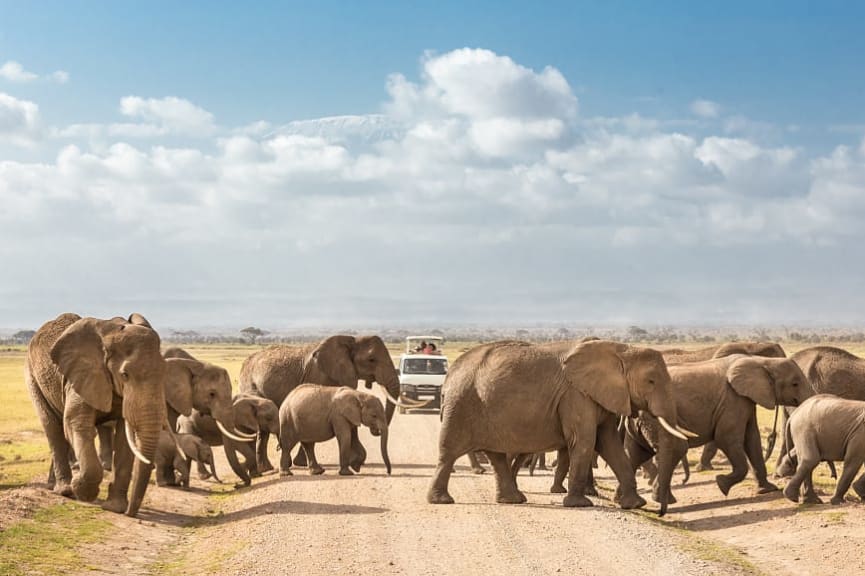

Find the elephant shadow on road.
[
  {"left": 139, "top": 499, "right": 388, "bottom": 527},
  {"left": 663, "top": 492, "right": 797, "bottom": 531}
]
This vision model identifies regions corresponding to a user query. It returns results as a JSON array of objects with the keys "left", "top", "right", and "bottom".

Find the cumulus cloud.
[
  {"left": 2, "top": 48, "right": 865, "bottom": 327},
  {"left": 0, "top": 92, "right": 40, "bottom": 144},
  {"left": 0, "top": 60, "right": 69, "bottom": 83}
]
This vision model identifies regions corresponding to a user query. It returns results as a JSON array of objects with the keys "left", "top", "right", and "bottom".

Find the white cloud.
[
  {"left": 50, "top": 70, "right": 70, "bottom": 84},
  {"left": 120, "top": 96, "right": 215, "bottom": 136},
  {"left": 690, "top": 99, "right": 720, "bottom": 118},
  {"left": 0, "top": 92, "right": 40, "bottom": 144},
  {"left": 0, "top": 61, "right": 38, "bottom": 82},
  {"left": 2, "top": 48, "right": 865, "bottom": 327}
]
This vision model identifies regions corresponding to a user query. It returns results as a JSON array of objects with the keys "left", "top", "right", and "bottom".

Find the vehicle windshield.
[{"left": 402, "top": 358, "right": 448, "bottom": 375}]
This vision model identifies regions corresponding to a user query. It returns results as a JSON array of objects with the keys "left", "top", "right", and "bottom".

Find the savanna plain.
[{"left": 2, "top": 341, "right": 865, "bottom": 575}]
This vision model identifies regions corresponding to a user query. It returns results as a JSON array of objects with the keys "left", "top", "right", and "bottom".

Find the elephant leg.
[
  {"left": 585, "top": 461, "right": 598, "bottom": 496},
  {"left": 713, "top": 439, "right": 750, "bottom": 496},
  {"left": 467, "top": 451, "right": 486, "bottom": 474},
  {"left": 428, "top": 451, "right": 460, "bottom": 504},
  {"left": 335, "top": 426, "right": 355, "bottom": 476},
  {"left": 292, "top": 443, "right": 308, "bottom": 467},
  {"left": 744, "top": 415, "right": 778, "bottom": 494},
  {"left": 301, "top": 442, "right": 324, "bottom": 475},
  {"left": 783, "top": 452, "right": 820, "bottom": 503},
  {"left": 851, "top": 469, "right": 865, "bottom": 500},
  {"left": 802, "top": 469, "right": 821, "bottom": 504},
  {"left": 550, "top": 448, "right": 568, "bottom": 493},
  {"left": 349, "top": 427, "right": 367, "bottom": 473},
  {"left": 175, "top": 456, "right": 190, "bottom": 488},
  {"left": 97, "top": 423, "right": 114, "bottom": 471},
  {"left": 509, "top": 453, "right": 532, "bottom": 481},
  {"left": 831, "top": 452, "right": 865, "bottom": 505},
  {"left": 30, "top": 389, "right": 73, "bottom": 496},
  {"left": 104, "top": 420, "right": 133, "bottom": 513},
  {"left": 773, "top": 408, "right": 791, "bottom": 475},
  {"left": 561, "top": 414, "right": 597, "bottom": 508},
  {"left": 197, "top": 457, "right": 211, "bottom": 480},
  {"left": 653, "top": 433, "right": 687, "bottom": 515},
  {"left": 235, "top": 440, "right": 260, "bottom": 478},
  {"left": 697, "top": 442, "right": 718, "bottom": 471},
  {"left": 224, "top": 439, "right": 251, "bottom": 487},
  {"left": 487, "top": 451, "right": 526, "bottom": 504},
  {"left": 620, "top": 429, "right": 653, "bottom": 503},
  {"left": 64, "top": 401, "right": 102, "bottom": 502},
  {"left": 597, "top": 420, "right": 645, "bottom": 510},
  {"left": 279, "top": 434, "right": 298, "bottom": 477},
  {"left": 257, "top": 430, "right": 274, "bottom": 473}
]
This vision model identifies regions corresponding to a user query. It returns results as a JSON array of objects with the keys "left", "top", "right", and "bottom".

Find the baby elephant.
[
  {"left": 155, "top": 430, "right": 220, "bottom": 488},
  {"left": 783, "top": 394, "right": 865, "bottom": 505},
  {"left": 279, "top": 384, "right": 391, "bottom": 476}
]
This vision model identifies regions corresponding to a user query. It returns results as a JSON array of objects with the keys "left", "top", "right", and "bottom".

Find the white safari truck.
[{"left": 397, "top": 336, "right": 448, "bottom": 413}]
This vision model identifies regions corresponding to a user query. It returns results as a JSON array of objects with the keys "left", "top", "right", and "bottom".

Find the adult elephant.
[
  {"left": 26, "top": 313, "right": 167, "bottom": 517},
  {"left": 624, "top": 354, "right": 811, "bottom": 515},
  {"left": 239, "top": 335, "right": 416, "bottom": 473},
  {"left": 427, "top": 339, "right": 692, "bottom": 508},
  {"left": 661, "top": 341, "right": 787, "bottom": 472},
  {"left": 774, "top": 346, "right": 865, "bottom": 474},
  {"left": 178, "top": 394, "right": 280, "bottom": 486}
]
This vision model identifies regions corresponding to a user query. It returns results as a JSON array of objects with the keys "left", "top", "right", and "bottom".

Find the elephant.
[
  {"left": 427, "top": 339, "right": 691, "bottom": 508},
  {"left": 25, "top": 313, "right": 168, "bottom": 517},
  {"left": 278, "top": 384, "right": 391, "bottom": 476},
  {"left": 177, "top": 394, "right": 280, "bottom": 486},
  {"left": 661, "top": 341, "right": 787, "bottom": 472},
  {"left": 155, "top": 430, "right": 220, "bottom": 488},
  {"left": 783, "top": 394, "right": 865, "bottom": 505},
  {"left": 774, "top": 346, "right": 865, "bottom": 475},
  {"left": 624, "top": 354, "right": 811, "bottom": 515},
  {"left": 238, "top": 335, "right": 414, "bottom": 473}
]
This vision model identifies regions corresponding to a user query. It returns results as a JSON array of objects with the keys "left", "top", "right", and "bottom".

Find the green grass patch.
[
  {"left": 0, "top": 501, "right": 111, "bottom": 576},
  {"left": 0, "top": 438, "right": 50, "bottom": 490}
]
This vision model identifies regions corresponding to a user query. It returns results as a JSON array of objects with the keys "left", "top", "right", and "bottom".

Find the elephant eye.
[
  {"left": 792, "top": 381, "right": 799, "bottom": 387},
  {"left": 209, "top": 391, "right": 216, "bottom": 398}
]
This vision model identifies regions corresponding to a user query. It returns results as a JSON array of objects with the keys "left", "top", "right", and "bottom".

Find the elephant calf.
[
  {"left": 783, "top": 394, "right": 865, "bottom": 505},
  {"left": 279, "top": 384, "right": 391, "bottom": 476},
  {"left": 155, "top": 431, "right": 220, "bottom": 488}
]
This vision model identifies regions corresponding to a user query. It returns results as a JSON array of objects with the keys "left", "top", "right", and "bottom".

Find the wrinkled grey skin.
[
  {"left": 177, "top": 394, "right": 279, "bottom": 487},
  {"left": 775, "top": 346, "right": 865, "bottom": 476},
  {"left": 623, "top": 355, "right": 811, "bottom": 515},
  {"left": 155, "top": 430, "right": 220, "bottom": 488},
  {"left": 783, "top": 395, "right": 865, "bottom": 505},
  {"left": 239, "top": 335, "right": 400, "bottom": 473},
  {"left": 26, "top": 313, "right": 167, "bottom": 517},
  {"left": 278, "top": 384, "right": 390, "bottom": 476},
  {"left": 428, "top": 340, "right": 683, "bottom": 509}
]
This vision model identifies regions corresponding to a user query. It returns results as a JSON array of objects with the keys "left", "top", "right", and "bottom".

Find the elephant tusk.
[
  {"left": 232, "top": 427, "right": 259, "bottom": 440},
  {"left": 125, "top": 421, "right": 152, "bottom": 465},
  {"left": 382, "top": 388, "right": 431, "bottom": 409},
  {"left": 216, "top": 420, "right": 255, "bottom": 443},
  {"left": 398, "top": 394, "right": 430, "bottom": 406},
  {"left": 676, "top": 425, "right": 699, "bottom": 439},
  {"left": 658, "top": 417, "right": 688, "bottom": 441}
]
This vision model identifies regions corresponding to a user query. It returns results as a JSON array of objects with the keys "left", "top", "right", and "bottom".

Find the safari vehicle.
[{"left": 397, "top": 336, "right": 448, "bottom": 413}]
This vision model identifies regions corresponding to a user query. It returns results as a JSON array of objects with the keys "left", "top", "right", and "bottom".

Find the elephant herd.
[{"left": 24, "top": 312, "right": 865, "bottom": 521}]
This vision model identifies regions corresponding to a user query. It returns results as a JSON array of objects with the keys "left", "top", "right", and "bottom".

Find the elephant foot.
[
  {"left": 852, "top": 482, "right": 865, "bottom": 500},
  {"left": 72, "top": 479, "right": 100, "bottom": 502},
  {"left": 757, "top": 482, "right": 780, "bottom": 494},
  {"left": 550, "top": 483, "right": 566, "bottom": 494},
  {"left": 198, "top": 472, "right": 212, "bottom": 481},
  {"left": 339, "top": 468, "right": 354, "bottom": 476},
  {"left": 495, "top": 490, "right": 527, "bottom": 504},
  {"left": 234, "top": 480, "right": 251, "bottom": 489},
  {"left": 471, "top": 466, "right": 486, "bottom": 475},
  {"left": 309, "top": 466, "right": 325, "bottom": 475},
  {"left": 782, "top": 483, "right": 799, "bottom": 503},
  {"left": 830, "top": 496, "right": 845, "bottom": 505},
  {"left": 563, "top": 494, "right": 594, "bottom": 508},
  {"left": 102, "top": 496, "right": 128, "bottom": 514},
  {"left": 53, "top": 481, "right": 74, "bottom": 498},
  {"left": 803, "top": 494, "right": 823, "bottom": 504},
  {"left": 584, "top": 483, "right": 598, "bottom": 497},
  {"left": 250, "top": 469, "right": 262, "bottom": 478},
  {"left": 259, "top": 461, "right": 274, "bottom": 474},
  {"left": 279, "top": 469, "right": 293, "bottom": 477},
  {"left": 715, "top": 475, "right": 736, "bottom": 496},
  {"left": 100, "top": 459, "right": 112, "bottom": 472},
  {"left": 652, "top": 488, "right": 676, "bottom": 505},
  {"left": 427, "top": 490, "right": 455, "bottom": 504},
  {"left": 349, "top": 459, "right": 363, "bottom": 473},
  {"left": 618, "top": 492, "right": 647, "bottom": 510},
  {"left": 696, "top": 462, "right": 714, "bottom": 472}
]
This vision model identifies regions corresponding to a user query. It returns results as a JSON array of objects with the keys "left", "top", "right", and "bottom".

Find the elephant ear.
[
  {"left": 562, "top": 340, "right": 631, "bottom": 417},
  {"left": 127, "top": 313, "right": 153, "bottom": 329},
  {"left": 232, "top": 397, "right": 258, "bottom": 433},
  {"left": 163, "top": 358, "right": 201, "bottom": 416},
  {"left": 50, "top": 318, "right": 117, "bottom": 413},
  {"left": 309, "top": 335, "right": 358, "bottom": 388},
  {"left": 727, "top": 357, "right": 775, "bottom": 409},
  {"left": 334, "top": 389, "right": 363, "bottom": 427}
]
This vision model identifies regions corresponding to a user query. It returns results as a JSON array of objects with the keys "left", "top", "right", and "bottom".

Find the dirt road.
[{"left": 13, "top": 393, "right": 865, "bottom": 575}]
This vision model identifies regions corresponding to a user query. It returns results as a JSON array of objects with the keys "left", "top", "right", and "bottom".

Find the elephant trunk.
[
  {"left": 376, "top": 366, "right": 401, "bottom": 426},
  {"left": 380, "top": 424, "right": 391, "bottom": 475},
  {"left": 123, "top": 389, "right": 165, "bottom": 517}
]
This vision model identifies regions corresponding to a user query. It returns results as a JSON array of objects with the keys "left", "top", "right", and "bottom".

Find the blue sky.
[{"left": 1, "top": 2, "right": 865, "bottom": 330}]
